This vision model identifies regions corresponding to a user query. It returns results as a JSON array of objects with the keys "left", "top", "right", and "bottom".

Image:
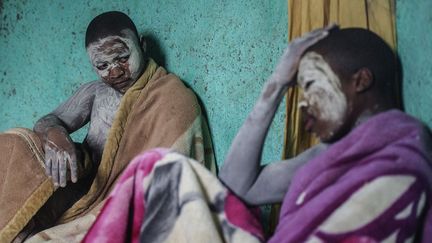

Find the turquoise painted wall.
[
  {"left": 396, "top": 0, "right": 432, "bottom": 128},
  {"left": 0, "top": 1, "right": 288, "bottom": 167}
]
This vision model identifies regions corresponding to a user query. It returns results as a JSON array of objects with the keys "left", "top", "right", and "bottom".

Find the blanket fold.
[
  {"left": 83, "top": 149, "right": 263, "bottom": 243},
  {"left": 0, "top": 128, "right": 53, "bottom": 243},
  {"left": 59, "top": 59, "right": 215, "bottom": 223},
  {"left": 269, "top": 110, "right": 432, "bottom": 243}
]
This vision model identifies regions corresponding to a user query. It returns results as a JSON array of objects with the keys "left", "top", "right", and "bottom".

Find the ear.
[
  {"left": 351, "top": 67, "right": 373, "bottom": 93},
  {"left": 140, "top": 36, "right": 147, "bottom": 53}
]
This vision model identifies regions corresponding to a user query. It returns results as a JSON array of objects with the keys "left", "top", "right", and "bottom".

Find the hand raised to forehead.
[{"left": 272, "top": 24, "right": 338, "bottom": 88}]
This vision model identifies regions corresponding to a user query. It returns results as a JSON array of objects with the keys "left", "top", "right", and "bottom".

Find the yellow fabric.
[
  {"left": 271, "top": 0, "right": 397, "bottom": 234},
  {"left": 284, "top": 0, "right": 396, "bottom": 159},
  {"left": 0, "top": 128, "right": 93, "bottom": 242},
  {"left": 58, "top": 58, "right": 216, "bottom": 223},
  {"left": 58, "top": 59, "right": 159, "bottom": 222},
  {"left": 171, "top": 116, "right": 217, "bottom": 174},
  {"left": 28, "top": 116, "right": 217, "bottom": 242}
]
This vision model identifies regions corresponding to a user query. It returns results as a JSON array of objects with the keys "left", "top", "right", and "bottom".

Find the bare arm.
[
  {"left": 240, "top": 143, "right": 328, "bottom": 205},
  {"left": 34, "top": 82, "right": 97, "bottom": 187},
  {"left": 219, "top": 25, "right": 335, "bottom": 205}
]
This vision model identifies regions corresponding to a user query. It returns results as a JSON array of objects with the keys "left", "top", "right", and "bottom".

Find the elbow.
[
  {"left": 218, "top": 163, "right": 235, "bottom": 187},
  {"left": 33, "top": 118, "right": 45, "bottom": 133},
  {"left": 218, "top": 168, "right": 247, "bottom": 194},
  {"left": 218, "top": 170, "right": 234, "bottom": 193},
  {"left": 218, "top": 168, "right": 229, "bottom": 183},
  {"left": 218, "top": 174, "right": 252, "bottom": 203},
  {"left": 33, "top": 114, "right": 59, "bottom": 133},
  {"left": 233, "top": 190, "right": 262, "bottom": 206}
]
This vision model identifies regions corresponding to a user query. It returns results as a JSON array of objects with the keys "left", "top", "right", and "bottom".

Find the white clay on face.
[
  {"left": 86, "top": 29, "right": 144, "bottom": 85},
  {"left": 297, "top": 51, "right": 348, "bottom": 139},
  {"left": 87, "top": 40, "right": 128, "bottom": 78},
  {"left": 118, "top": 29, "right": 143, "bottom": 81}
]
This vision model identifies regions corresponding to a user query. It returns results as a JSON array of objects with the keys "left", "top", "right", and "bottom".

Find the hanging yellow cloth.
[
  {"left": 284, "top": 0, "right": 396, "bottom": 159},
  {"left": 269, "top": 0, "right": 396, "bottom": 235}
]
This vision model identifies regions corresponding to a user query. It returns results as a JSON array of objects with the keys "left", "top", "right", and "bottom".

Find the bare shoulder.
[
  {"left": 52, "top": 81, "right": 116, "bottom": 115},
  {"left": 81, "top": 80, "right": 122, "bottom": 101},
  {"left": 84, "top": 80, "right": 113, "bottom": 96},
  {"left": 65, "top": 80, "right": 106, "bottom": 100}
]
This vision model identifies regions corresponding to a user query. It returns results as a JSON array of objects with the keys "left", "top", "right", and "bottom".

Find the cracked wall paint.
[{"left": 0, "top": 0, "right": 288, "bottom": 167}]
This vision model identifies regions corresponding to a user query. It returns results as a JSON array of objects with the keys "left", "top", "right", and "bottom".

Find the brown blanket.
[
  {"left": 0, "top": 128, "right": 54, "bottom": 242},
  {"left": 0, "top": 59, "right": 215, "bottom": 242}
]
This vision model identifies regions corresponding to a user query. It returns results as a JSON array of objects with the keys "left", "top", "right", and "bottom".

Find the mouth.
[
  {"left": 302, "top": 112, "right": 316, "bottom": 132},
  {"left": 111, "top": 79, "right": 131, "bottom": 90}
]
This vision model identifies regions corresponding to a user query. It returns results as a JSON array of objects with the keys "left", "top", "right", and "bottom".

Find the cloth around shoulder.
[{"left": 271, "top": 110, "right": 432, "bottom": 243}]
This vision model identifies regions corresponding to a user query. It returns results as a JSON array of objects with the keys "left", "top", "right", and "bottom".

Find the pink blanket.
[{"left": 83, "top": 148, "right": 263, "bottom": 243}]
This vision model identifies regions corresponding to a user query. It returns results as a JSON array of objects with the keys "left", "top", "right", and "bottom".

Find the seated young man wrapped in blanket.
[
  {"left": 83, "top": 25, "right": 432, "bottom": 243},
  {"left": 0, "top": 11, "right": 215, "bottom": 242}
]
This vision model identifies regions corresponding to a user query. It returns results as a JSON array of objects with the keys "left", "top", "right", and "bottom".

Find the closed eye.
[
  {"left": 96, "top": 63, "right": 108, "bottom": 70},
  {"left": 305, "top": 80, "right": 315, "bottom": 90},
  {"left": 118, "top": 55, "right": 130, "bottom": 63}
]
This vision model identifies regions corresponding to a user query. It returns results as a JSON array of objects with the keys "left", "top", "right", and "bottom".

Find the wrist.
[
  {"left": 34, "top": 114, "right": 67, "bottom": 134},
  {"left": 262, "top": 78, "right": 289, "bottom": 101},
  {"left": 45, "top": 125, "right": 68, "bottom": 135},
  {"left": 44, "top": 126, "right": 72, "bottom": 149}
]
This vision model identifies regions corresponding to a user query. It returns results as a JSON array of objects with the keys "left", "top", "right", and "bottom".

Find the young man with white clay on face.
[
  {"left": 220, "top": 25, "right": 432, "bottom": 242},
  {"left": 0, "top": 11, "right": 215, "bottom": 242},
  {"left": 33, "top": 13, "right": 148, "bottom": 189},
  {"left": 297, "top": 51, "right": 349, "bottom": 141},
  {"left": 87, "top": 29, "right": 145, "bottom": 94}
]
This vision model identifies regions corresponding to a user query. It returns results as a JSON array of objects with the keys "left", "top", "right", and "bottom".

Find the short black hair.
[
  {"left": 85, "top": 11, "right": 139, "bottom": 47},
  {"left": 306, "top": 28, "right": 397, "bottom": 100}
]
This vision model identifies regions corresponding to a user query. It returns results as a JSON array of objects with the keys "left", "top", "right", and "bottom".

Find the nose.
[
  {"left": 298, "top": 91, "right": 308, "bottom": 110},
  {"left": 298, "top": 99, "right": 308, "bottom": 110},
  {"left": 109, "top": 65, "right": 125, "bottom": 80}
]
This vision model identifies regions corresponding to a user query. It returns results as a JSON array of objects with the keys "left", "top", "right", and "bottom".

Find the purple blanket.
[{"left": 270, "top": 110, "right": 432, "bottom": 243}]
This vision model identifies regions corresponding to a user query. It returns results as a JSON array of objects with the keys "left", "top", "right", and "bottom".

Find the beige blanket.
[
  {"left": 0, "top": 59, "right": 215, "bottom": 242},
  {"left": 0, "top": 128, "right": 54, "bottom": 242}
]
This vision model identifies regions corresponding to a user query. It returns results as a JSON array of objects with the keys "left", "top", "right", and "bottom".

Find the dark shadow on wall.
[
  {"left": 141, "top": 34, "right": 166, "bottom": 67},
  {"left": 196, "top": 93, "right": 218, "bottom": 172},
  {"left": 181, "top": 80, "right": 219, "bottom": 172},
  {"left": 140, "top": 33, "right": 218, "bottom": 168},
  {"left": 396, "top": 53, "right": 405, "bottom": 111}
]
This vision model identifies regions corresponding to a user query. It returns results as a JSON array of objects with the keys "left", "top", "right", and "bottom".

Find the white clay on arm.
[
  {"left": 36, "top": 82, "right": 98, "bottom": 133},
  {"left": 220, "top": 77, "right": 328, "bottom": 205},
  {"left": 219, "top": 77, "right": 289, "bottom": 203},
  {"left": 242, "top": 143, "right": 328, "bottom": 205},
  {"left": 219, "top": 27, "right": 333, "bottom": 205},
  {"left": 33, "top": 82, "right": 99, "bottom": 186},
  {"left": 34, "top": 82, "right": 98, "bottom": 135}
]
